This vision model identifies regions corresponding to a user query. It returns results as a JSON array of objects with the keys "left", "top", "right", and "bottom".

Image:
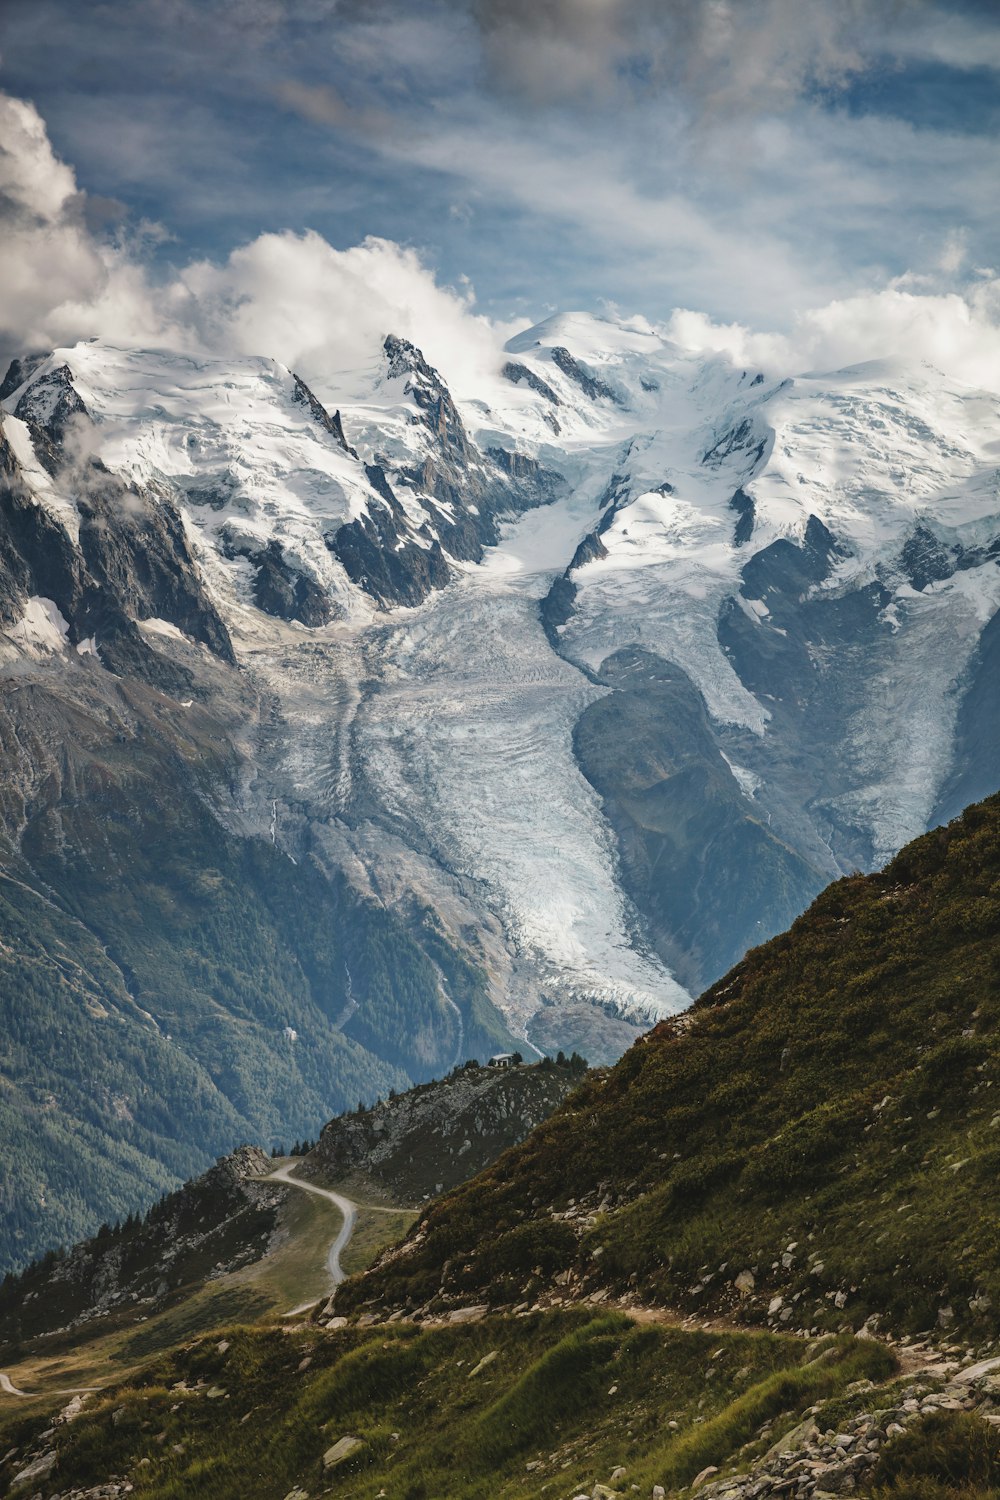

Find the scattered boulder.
[
  {"left": 447, "top": 1305, "right": 487, "bottom": 1324},
  {"left": 11, "top": 1449, "right": 57, "bottom": 1488},
  {"left": 323, "top": 1435, "right": 364, "bottom": 1469}
]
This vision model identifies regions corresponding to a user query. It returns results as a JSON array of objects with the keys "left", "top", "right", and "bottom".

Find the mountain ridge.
[{"left": 3, "top": 312, "right": 1000, "bottom": 1271}]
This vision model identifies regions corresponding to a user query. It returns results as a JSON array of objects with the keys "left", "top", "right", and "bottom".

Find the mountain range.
[{"left": 2, "top": 311, "right": 1000, "bottom": 1268}]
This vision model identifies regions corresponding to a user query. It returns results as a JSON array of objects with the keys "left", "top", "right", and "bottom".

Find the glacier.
[{"left": 3, "top": 312, "right": 1000, "bottom": 1054}]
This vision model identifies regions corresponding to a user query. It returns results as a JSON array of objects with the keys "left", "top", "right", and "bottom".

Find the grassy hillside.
[
  {"left": 0, "top": 1062, "right": 580, "bottom": 1382},
  {"left": 339, "top": 792, "right": 1000, "bottom": 1343},
  {"left": 0, "top": 1311, "right": 899, "bottom": 1500},
  {"left": 7, "top": 797, "right": 1000, "bottom": 1498}
]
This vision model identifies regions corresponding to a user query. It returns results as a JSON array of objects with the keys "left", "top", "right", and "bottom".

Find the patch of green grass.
[
  {"left": 636, "top": 1335, "right": 896, "bottom": 1489},
  {"left": 116, "top": 1288, "right": 274, "bottom": 1361},
  {"left": 0, "top": 1312, "right": 901, "bottom": 1500},
  {"left": 341, "top": 1206, "right": 417, "bottom": 1279},
  {"left": 868, "top": 1410, "right": 1000, "bottom": 1500}
]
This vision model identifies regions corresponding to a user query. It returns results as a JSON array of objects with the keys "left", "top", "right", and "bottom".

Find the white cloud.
[
  {"left": 0, "top": 94, "right": 175, "bottom": 362},
  {"left": 667, "top": 280, "right": 1000, "bottom": 391},
  {"left": 179, "top": 230, "right": 521, "bottom": 399},
  {"left": 3, "top": 87, "right": 999, "bottom": 413},
  {"left": 0, "top": 93, "right": 517, "bottom": 398},
  {"left": 891, "top": 7, "right": 1000, "bottom": 72},
  {"left": 470, "top": 0, "right": 913, "bottom": 115}
]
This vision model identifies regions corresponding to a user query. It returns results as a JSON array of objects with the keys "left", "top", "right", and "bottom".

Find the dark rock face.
[
  {"left": 305, "top": 1060, "right": 584, "bottom": 1204},
  {"left": 13, "top": 363, "right": 89, "bottom": 444},
  {"left": 901, "top": 524, "right": 956, "bottom": 591},
  {"left": 0, "top": 353, "right": 48, "bottom": 402},
  {"left": 729, "top": 487, "right": 756, "bottom": 546},
  {"left": 715, "top": 517, "right": 903, "bottom": 870},
  {"left": 573, "top": 647, "right": 824, "bottom": 993},
  {"left": 220, "top": 533, "right": 332, "bottom": 627},
  {"left": 502, "top": 360, "right": 561, "bottom": 407},
  {"left": 329, "top": 504, "right": 451, "bottom": 609},
  {"left": 717, "top": 516, "right": 875, "bottom": 727},
  {"left": 540, "top": 575, "right": 579, "bottom": 650},
  {"left": 702, "top": 416, "right": 768, "bottom": 469},
  {"left": 252, "top": 542, "right": 332, "bottom": 626},
  {"left": 1, "top": 406, "right": 234, "bottom": 677},
  {"left": 569, "top": 532, "right": 608, "bottom": 570},
  {"left": 322, "top": 335, "right": 566, "bottom": 611},
  {"left": 78, "top": 469, "right": 236, "bottom": 665},
  {"left": 550, "top": 346, "right": 624, "bottom": 406},
  {"left": 737, "top": 512, "right": 842, "bottom": 602},
  {"left": 538, "top": 473, "right": 628, "bottom": 645},
  {"left": 0, "top": 427, "right": 89, "bottom": 628},
  {"left": 292, "top": 372, "right": 358, "bottom": 457},
  {"left": 384, "top": 333, "right": 474, "bottom": 466},
  {"left": 327, "top": 455, "right": 452, "bottom": 607}
]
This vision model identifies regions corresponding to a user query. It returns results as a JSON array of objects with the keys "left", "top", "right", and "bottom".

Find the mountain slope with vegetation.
[
  {"left": 6, "top": 802, "right": 1000, "bottom": 1496},
  {"left": 0, "top": 1058, "right": 581, "bottom": 1377},
  {"left": 303, "top": 1051, "right": 588, "bottom": 1204},
  {"left": 341, "top": 791, "right": 1000, "bottom": 1344},
  {"left": 1, "top": 1312, "right": 905, "bottom": 1500}
]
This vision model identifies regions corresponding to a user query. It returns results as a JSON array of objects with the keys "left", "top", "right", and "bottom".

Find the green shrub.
[{"left": 870, "top": 1410, "right": 1000, "bottom": 1500}]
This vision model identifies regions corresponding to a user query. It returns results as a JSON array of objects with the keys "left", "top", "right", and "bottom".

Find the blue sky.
[{"left": 0, "top": 0, "right": 998, "bottom": 389}]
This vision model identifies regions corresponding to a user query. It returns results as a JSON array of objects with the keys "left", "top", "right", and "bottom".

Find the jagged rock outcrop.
[
  {"left": 326, "top": 334, "right": 566, "bottom": 606},
  {"left": 0, "top": 1147, "right": 285, "bottom": 1342},
  {"left": 304, "top": 1057, "right": 587, "bottom": 1204}
]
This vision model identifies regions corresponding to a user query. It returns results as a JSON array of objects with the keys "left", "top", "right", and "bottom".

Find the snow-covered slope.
[
  {"left": 4, "top": 315, "right": 1000, "bottom": 1050},
  {"left": 502, "top": 324, "right": 1000, "bottom": 866}
]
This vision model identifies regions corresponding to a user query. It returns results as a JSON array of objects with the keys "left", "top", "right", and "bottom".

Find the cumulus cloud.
[
  {"left": 0, "top": 91, "right": 517, "bottom": 397},
  {"left": 4, "top": 86, "right": 999, "bottom": 414},
  {"left": 179, "top": 231, "right": 523, "bottom": 398},
  {"left": 667, "top": 279, "right": 1000, "bottom": 391},
  {"left": 0, "top": 94, "right": 176, "bottom": 366}
]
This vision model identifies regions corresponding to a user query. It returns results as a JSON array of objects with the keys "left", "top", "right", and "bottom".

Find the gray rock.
[
  {"left": 11, "top": 1449, "right": 57, "bottom": 1488},
  {"left": 323, "top": 1435, "right": 363, "bottom": 1469}
]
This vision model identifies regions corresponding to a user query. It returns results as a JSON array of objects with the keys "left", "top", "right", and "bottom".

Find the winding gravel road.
[
  {"left": 0, "top": 1372, "right": 99, "bottom": 1400},
  {"left": 0, "top": 1162, "right": 399, "bottom": 1397},
  {"left": 267, "top": 1160, "right": 358, "bottom": 1285}
]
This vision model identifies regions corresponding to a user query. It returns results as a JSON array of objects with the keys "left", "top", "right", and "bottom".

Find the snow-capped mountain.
[{"left": 4, "top": 312, "right": 1000, "bottom": 1058}]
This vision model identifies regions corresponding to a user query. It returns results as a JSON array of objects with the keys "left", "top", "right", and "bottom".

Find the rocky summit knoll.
[
  {"left": 4, "top": 312, "right": 1000, "bottom": 1275},
  {"left": 302, "top": 1049, "right": 588, "bottom": 1205}
]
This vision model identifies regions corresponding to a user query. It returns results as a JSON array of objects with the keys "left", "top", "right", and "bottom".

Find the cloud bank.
[
  {"left": 0, "top": 94, "right": 172, "bottom": 357},
  {"left": 2, "top": 89, "right": 999, "bottom": 402},
  {"left": 0, "top": 93, "right": 515, "bottom": 399},
  {"left": 668, "top": 280, "right": 1000, "bottom": 391},
  {"left": 179, "top": 230, "right": 523, "bottom": 397}
]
